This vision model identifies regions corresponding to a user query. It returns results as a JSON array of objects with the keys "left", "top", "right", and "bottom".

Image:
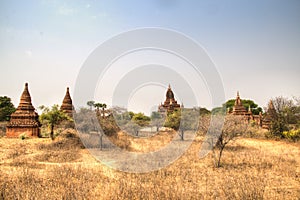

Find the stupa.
[
  {"left": 232, "top": 91, "right": 247, "bottom": 115},
  {"left": 228, "top": 91, "right": 263, "bottom": 126},
  {"left": 262, "top": 100, "right": 277, "bottom": 129},
  {"left": 60, "top": 87, "right": 73, "bottom": 117},
  {"left": 6, "top": 83, "right": 40, "bottom": 137},
  {"left": 158, "top": 84, "right": 180, "bottom": 113}
]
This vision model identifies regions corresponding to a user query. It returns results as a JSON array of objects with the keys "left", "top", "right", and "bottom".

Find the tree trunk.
[
  {"left": 217, "top": 146, "right": 224, "bottom": 168},
  {"left": 180, "top": 130, "right": 184, "bottom": 141},
  {"left": 50, "top": 124, "right": 54, "bottom": 140},
  {"left": 99, "top": 134, "right": 103, "bottom": 150}
]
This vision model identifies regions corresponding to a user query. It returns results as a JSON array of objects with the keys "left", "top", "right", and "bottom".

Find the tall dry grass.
[{"left": 0, "top": 129, "right": 299, "bottom": 199}]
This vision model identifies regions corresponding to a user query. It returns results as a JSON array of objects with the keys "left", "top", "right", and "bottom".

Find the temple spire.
[
  {"left": 60, "top": 87, "right": 73, "bottom": 117},
  {"left": 235, "top": 91, "right": 242, "bottom": 106},
  {"left": 18, "top": 82, "right": 35, "bottom": 110},
  {"left": 232, "top": 91, "right": 247, "bottom": 115},
  {"left": 268, "top": 100, "right": 275, "bottom": 110},
  {"left": 248, "top": 105, "right": 252, "bottom": 113}
]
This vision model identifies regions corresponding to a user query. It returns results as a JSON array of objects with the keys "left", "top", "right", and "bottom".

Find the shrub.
[
  {"left": 282, "top": 129, "right": 300, "bottom": 142},
  {"left": 19, "top": 133, "right": 28, "bottom": 140}
]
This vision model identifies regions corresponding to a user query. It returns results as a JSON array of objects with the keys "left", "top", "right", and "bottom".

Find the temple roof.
[
  {"left": 232, "top": 91, "right": 247, "bottom": 115},
  {"left": 158, "top": 84, "right": 180, "bottom": 113},
  {"left": 60, "top": 87, "right": 73, "bottom": 115},
  {"left": 17, "top": 83, "right": 35, "bottom": 111},
  {"left": 7, "top": 83, "right": 40, "bottom": 127},
  {"left": 166, "top": 84, "right": 175, "bottom": 99}
]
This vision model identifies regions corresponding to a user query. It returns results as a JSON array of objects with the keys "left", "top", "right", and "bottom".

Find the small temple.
[
  {"left": 228, "top": 91, "right": 262, "bottom": 126},
  {"left": 231, "top": 92, "right": 247, "bottom": 115},
  {"left": 158, "top": 84, "right": 181, "bottom": 114},
  {"left": 262, "top": 100, "right": 277, "bottom": 129},
  {"left": 6, "top": 83, "right": 41, "bottom": 137},
  {"left": 60, "top": 87, "right": 74, "bottom": 117}
]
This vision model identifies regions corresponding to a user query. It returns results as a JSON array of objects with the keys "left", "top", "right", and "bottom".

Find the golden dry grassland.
[{"left": 0, "top": 129, "right": 299, "bottom": 199}]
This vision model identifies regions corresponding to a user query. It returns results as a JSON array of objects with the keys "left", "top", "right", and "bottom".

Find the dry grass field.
[{"left": 0, "top": 129, "right": 299, "bottom": 199}]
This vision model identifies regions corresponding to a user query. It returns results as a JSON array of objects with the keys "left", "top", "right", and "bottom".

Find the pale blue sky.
[{"left": 0, "top": 0, "right": 299, "bottom": 114}]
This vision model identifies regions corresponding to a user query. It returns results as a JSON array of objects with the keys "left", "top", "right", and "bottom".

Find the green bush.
[
  {"left": 282, "top": 129, "right": 300, "bottom": 142},
  {"left": 19, "top": 133, "right": 28, "bottom": 140}
]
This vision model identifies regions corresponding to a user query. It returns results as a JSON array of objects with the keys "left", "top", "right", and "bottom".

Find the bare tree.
[
  {"left": 199, "top": 114, "right": 248, "bottom": 167},
  {"left": 212, "top": 115, "right": 248, "bottom": 167},
  {"left": 151, "top": 111, "right": 164, "bottom": 132}
]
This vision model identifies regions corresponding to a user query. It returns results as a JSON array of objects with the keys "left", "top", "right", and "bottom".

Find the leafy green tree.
[
  {"left": 128, "top": 111, "right": 135, "bottom": 119},
  {"left": 123, "top": 112, "right": 150, "bottom": 136},
  {"left": 39, "top": 105, "right": 72, "bottom": 140},
  {"left": 164, "top": 109, "right": 181, "bottom": 130},
  {"left": 132, "top": 113, "right": 150, "bottom": 136},
  {"left": 164, "top": 109, "right": 199, "bottom": 140},
  {"left": 199, "top": 107, "right": 211, "bottom": 115},
  {"left": 211, "top": 107, "right": 226, "bottom": 115},
  {"left": 0, "top": 96, "right": 16, "bottom": 121}
]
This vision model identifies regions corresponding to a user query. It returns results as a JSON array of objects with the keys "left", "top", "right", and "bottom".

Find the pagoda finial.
[
  {"left": 234, "top": 91, "right": 242, "bottom": 106},
  {"left": 168, "top": 84, "right": 171, "bottom": 89},
  {"left": 248, "top": 105, "right": 252, "bottom": 113}
]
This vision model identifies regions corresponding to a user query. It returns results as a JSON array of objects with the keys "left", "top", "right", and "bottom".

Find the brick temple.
[
  {"left": 231, "top": 92, "right": 247, "bottom": 115},
  {"left": 6, "top": 83, "right": 41, "bottom": 137},
  {"left": 158, "top": 84, "right": 181, "bottom": 114},
  {"left": 60, "top": 87, "right": 74, "bottom": 117},
  {"left": 228, "top": 91, "right": 263, "bottom": 126}
]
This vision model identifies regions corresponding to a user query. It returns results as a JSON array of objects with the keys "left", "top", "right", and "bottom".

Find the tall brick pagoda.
[
  {"left": 60, "top": 87, "right": 73, "bottom": 117},
  {"left": 6, "top": 83, "right": 40, "bottom": 137},
  {"left": 158, "top": 84, "right": 180, "bottom": 114}
]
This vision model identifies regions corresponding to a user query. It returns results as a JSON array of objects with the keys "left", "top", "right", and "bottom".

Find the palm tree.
[
  {"left": 87, "top": 101, "right": 95, "bottom": 110},
  {"left": 100, "top": 103, "right": 107, "bottom": 118},
  {"left": 94, "top": 103, "right": 102, "bottom": 117}
]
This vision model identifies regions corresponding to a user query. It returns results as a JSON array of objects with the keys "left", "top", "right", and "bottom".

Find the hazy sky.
[{"left": 0, "top": 0, "right": 299, "bottom": 115}]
